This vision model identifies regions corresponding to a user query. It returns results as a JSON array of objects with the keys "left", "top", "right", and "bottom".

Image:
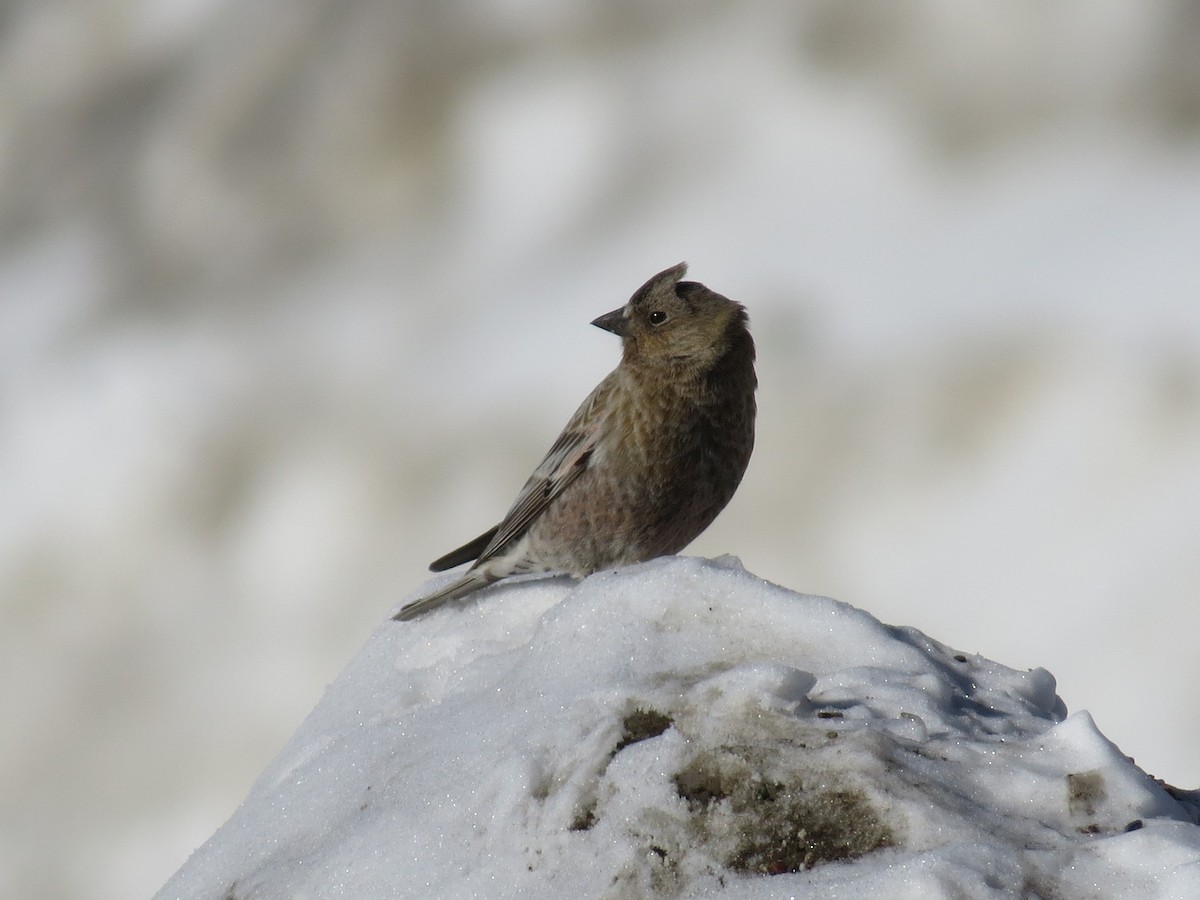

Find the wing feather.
[
  {"left": 428, "top": 526, "right": 499, "bottom": 571},
  {"left": 473, "top": 380, "right": 611, "bottom": 564}
]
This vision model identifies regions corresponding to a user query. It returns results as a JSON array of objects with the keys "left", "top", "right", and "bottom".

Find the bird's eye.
[{"left": 648, "top": 310, "right": 668, "bottom": 326}]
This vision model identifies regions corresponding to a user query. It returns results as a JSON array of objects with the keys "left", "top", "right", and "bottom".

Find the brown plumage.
[{"left": 394, "top": 262, "right": 756, "bottom": 621}]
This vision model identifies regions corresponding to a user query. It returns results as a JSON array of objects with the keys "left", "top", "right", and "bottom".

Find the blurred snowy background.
[{"left": 2, "top": 2, "right": 1199, "bottom": 898}]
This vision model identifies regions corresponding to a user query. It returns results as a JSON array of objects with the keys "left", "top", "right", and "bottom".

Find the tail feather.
[{"left": 393, "top": 571, "right": 495, "bottom": 621}]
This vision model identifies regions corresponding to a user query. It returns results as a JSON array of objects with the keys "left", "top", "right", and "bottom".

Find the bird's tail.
[{"left": 392, "top": 570, "right": 495, "bottom": 621}]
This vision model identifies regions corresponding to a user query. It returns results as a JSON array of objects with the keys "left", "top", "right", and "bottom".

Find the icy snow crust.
[{"left": 158, "top": 558, "right": 1200, "bottom": 898}]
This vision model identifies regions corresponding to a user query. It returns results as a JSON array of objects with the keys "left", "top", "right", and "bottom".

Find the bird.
[{"left": 393, "top": 262, "right": 756, "bottom": 621}]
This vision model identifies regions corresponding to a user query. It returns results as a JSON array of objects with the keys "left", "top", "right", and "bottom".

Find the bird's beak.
[{"left": 591, "top": 307, "right": 628, "bottom": 336}]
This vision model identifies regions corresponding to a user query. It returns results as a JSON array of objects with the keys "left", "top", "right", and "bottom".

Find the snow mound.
[{"left": 157, "top": 557, "right": 1200, "bottom": 899}]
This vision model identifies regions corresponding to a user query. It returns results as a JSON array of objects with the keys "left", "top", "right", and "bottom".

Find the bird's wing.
[
  {"left": 428, "top": 525, "right": 499, "bottom": 572},
  {"left": 474, "top": 381, "right": 611, "bottom": 564}
]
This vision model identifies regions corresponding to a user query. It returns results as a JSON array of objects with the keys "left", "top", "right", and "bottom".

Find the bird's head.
[{"left": 591, "top": 262, "right": 748, "bottom": 367}]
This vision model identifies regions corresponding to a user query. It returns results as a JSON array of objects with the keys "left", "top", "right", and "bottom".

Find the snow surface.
[{"left": 158, "top": 557, "right": 1200, "bottom": 899}]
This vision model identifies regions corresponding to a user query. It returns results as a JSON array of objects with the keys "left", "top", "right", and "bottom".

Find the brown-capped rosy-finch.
[{"left": 394, "top": 262, "right": 756, "bottom": 621}]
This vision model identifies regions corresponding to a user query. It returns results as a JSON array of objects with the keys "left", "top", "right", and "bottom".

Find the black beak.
[{"left": 591, "top": 307, "right": 628, "bottom": 336}]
